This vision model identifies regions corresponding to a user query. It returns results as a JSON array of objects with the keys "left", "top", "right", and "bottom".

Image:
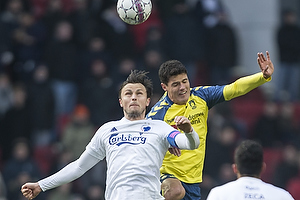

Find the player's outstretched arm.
[
  {"left": 257, "top": 51, "right": 274, "bottom": 79},
  {"left": 21, "top": 182, "right": 42, "bottom": 199}
]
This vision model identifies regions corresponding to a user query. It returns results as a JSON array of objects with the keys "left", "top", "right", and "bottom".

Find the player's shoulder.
[
  {"left": 146, "top": 118, "right": 169, "bottom": 126},
  {"left": 192, "top": 85, "right": 225, "bottom": 94},
  {"left": 262, "top": 182, "right": 294, "bottom": 197},
  {"left": 94, "top": 120, "right": 121, "bottom": 134}
]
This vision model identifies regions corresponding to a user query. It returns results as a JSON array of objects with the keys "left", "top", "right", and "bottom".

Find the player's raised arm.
[
  {"left": 173, "top": 116, "right": 200, "bottom": 150},
  {"left": 257, "top": 51, "right": 274, "bottom": 79}
]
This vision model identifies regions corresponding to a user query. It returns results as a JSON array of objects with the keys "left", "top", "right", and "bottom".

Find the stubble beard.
[{"left": 125, "top": 108, "right": 146, "bottom": 120}]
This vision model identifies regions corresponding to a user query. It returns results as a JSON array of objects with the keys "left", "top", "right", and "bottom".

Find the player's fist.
[
  {"left": 21, "top": 182, "right": 42, "bottom": 199},
  {"left": 174, "top": 116, "right": 193, "bottom": 133}
]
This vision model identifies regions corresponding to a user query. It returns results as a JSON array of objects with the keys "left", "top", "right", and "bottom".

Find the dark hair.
[
  {"left": 119, "top": 70, "right": 153, "bottom": 98},
  {"left": 158, "top": 60, "right": 187, "bottom": 85},
  {"left": 234, "top": 140, "right": 263, "bottom": 176}
]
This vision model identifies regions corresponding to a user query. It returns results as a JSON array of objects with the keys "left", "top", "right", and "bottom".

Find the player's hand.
[
  {"left": 168, "top": 147, "right": 181, "bottom": 157},
  {"left": 174, "top": 116, "right": 193, "bottom": 133},
  {"left": 257, "top": 51, "right": 274, "bottom": 79},
  {"left": 21, "top": 182, "right": 42, "bottom": 200}
]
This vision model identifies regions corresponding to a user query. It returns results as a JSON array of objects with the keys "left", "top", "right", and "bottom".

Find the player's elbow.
[{"left": 191, "top": 139, "right": 200, "bottom": 150}]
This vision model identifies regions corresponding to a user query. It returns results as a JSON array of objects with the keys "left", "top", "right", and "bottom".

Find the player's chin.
[{"left": 177, "top": 96, "right": 189, "bottom": 104}]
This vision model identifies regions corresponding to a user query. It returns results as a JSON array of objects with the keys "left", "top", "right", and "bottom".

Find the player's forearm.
[
  {"left": 223, "top": 72, "right": 271, "bottom": 101},
  {"left": 175, "top": 129, "right": 200, "bottom": 150},
  {"left": 38, "top": 151, "right": 99, "bottom": 191}
]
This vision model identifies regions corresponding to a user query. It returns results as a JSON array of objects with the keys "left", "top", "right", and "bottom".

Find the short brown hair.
[
  {"left": 119, "top": 70, "right": 153, "bottom": 99},
  {"left": 158, "top": 60, "right": 187, "bottom": 85}
]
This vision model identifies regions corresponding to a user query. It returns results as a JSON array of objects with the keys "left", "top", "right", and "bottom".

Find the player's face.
[
  {"left": 161, "top": 73, "right": 190, "bottom": 105},
  {"left": 119, "top": 83, "right": 150, "bottom": 120}
]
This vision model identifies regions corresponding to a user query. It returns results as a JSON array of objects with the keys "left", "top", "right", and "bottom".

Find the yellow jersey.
[{"left": 146, "top": 72, "right": 271, "bottom": 183}]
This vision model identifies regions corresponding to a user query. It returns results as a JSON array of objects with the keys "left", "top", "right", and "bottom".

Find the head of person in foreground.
[
  {"left": 233, "top": 140, "right": 266, "bottom": 178},
  {"left": 119, "top": 70, "right": 153, "bottom": 120}
]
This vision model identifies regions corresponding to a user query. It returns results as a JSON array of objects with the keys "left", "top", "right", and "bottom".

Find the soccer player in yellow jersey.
[{"left": 146, "top": 51, "right": 274, "bottom": 200}]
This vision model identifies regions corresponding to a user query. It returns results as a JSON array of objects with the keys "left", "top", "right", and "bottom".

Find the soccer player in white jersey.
[
  {"left": 207, "top": 140, "right": 294, "bottom": 200},
  {"left": 20, "top": 70, "right": 200, "bottom": 200}
]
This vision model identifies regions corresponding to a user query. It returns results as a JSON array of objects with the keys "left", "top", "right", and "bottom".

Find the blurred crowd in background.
[{"left": 0, "top": 0, "right": 300, "bottom": 199}]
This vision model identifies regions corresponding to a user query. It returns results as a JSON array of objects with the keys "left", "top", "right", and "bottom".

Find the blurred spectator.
[
  {"left": 2, "top": 137, "right": 43, "bottom": 200},
  {"left": 142, "top": 49, "right": 164, "bottom": 95},
  {"left": 277, "top": 102, "right": 300, "bottom": 147},
  {"left": 204, "top": 123, "right": 238, "bottom": 181},
  {"left": 113, "top": 56, "right": 137, "bottom": 92},
  {"left": 0, "top": 0, "right": 26, "bottom": 30},
  {"left": 43, "top": 20, "right": 79, "bottom": 118},
  {"left": 0, "top": 73, "right": 13, "bottom": 119},
  {"left": 206, "top": 11, "right": 237, "bottom": 85},
  {"left": 11, "top": 11, "right": 46, "bottom": 80},
  {"left": 0, "top": 83, "right": 31, "bottom": 162},
  {"left": 78, "top": 58, "right": 117, "bottom": 127},
  {"left": 194, "top": 0, "right": 224, "bottom": 28},
  {"left": 68, "top": 0, "right": 97, "bottom": 48},
  {"left": 143, "top": 25, "right": 165, "bottom": 55},
  {"left": 61, "top": 104, "right": 95, "bottom": 160},
  {"left": 95, "top": 3, "right": 135, "bottom": 60},
  {"left": 27, "top": 64, "right": 55, "bottom": 147},
  {"left": 128, "top": 3, "right": 163, "bottom": 53},
  {"left": 252, "top": 101, "right": 281, "bottom": 147},
  {"left": 0, "top": 0, "right": 27, "bottom": 75},
  {"left": 276, "top": 9, "right": 300, "bottom": 101},
  {"left": 162, "top": 0, "right": 203, "bottom": 85},
  {"left": 79, "top": 36, "right": 113, "bottom": 82},
  {"left": 41, "top": 0, "right": 69, "bottom": 41},
  {"left": 272, "top": 144, "right": 299, "bottom": 189}
]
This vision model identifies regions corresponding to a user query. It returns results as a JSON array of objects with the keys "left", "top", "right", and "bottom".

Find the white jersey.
[
  {"left": 85, "top": 117, "right": 180, "bottom": 200},
  {"left": 207, "top": 177, "right": 294, "bottom": 200}
]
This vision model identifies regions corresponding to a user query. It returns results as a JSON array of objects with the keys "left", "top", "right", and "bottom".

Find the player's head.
[
  {"left": 159, "top": 60, "right": 190, "bottom": 105},
  {"left": 119, "top": 70, "right": 153, "bottom": 120},
  {"left": 233, "top": 140, "right": 265, "bottom": 178}
]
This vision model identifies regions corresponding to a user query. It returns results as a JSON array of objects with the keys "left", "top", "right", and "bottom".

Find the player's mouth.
[{"left": 179, "top": 91, "right": 187, "bottom": 96}]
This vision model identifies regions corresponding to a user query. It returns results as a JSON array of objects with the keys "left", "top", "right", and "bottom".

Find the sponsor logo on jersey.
[
  {"left": 109, "top": 133, "right": 147, "bottom": 146},
  {"left": 187, "top": 112, "right": 204, "bottom": 125}
]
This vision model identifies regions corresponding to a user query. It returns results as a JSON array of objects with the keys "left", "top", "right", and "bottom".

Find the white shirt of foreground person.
[
  {"left": 38, "top": 117, "right": 199, "bottom": 200},
  {"left": 207, "top": 176, "right": 294, "bottom": 200}
]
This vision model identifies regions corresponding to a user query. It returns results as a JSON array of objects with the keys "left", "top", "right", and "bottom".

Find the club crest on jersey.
[
  {"left": 188, "top": 100, "right": 197, "bottom": 109},
  {"left": 109, "top": 133, "right": 146, "bottom": 146},
  {"left": 141, "top": 125, "right": 151, "bottom": 132}
]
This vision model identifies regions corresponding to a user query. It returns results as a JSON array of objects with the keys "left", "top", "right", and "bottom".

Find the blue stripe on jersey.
[
  {"left": 167, "top": 130, "right": 181, "bottom": 148},
  {"left": 192, "top": 85, "right": 225, "bottom": 109}
]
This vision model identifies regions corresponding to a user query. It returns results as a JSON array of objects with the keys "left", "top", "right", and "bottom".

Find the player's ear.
[
  {"left": 161, "top": 83, "right": 167, "bottom": 91},
  {"left": 232, "top": 164, "right": 238, "bottom": 174},
  {"left": 146, "top": 98, "right": 150, "bottom": 106},
  {"left": 119, "top": 99, "right": 123, "bottom": 107}
]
